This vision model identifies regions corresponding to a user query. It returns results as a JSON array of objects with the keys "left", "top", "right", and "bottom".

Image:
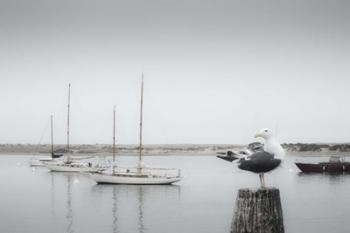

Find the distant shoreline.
[
  {"left": 0, "top": 143, "right": 242, "bottom": 156},
  {"left": 1, "top": 143, "right": 350, "bottom": 156}
]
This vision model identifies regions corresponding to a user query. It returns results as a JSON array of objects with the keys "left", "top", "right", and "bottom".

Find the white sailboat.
[
  {"left": 46, "top": 84, "right": 105, "bottom": 173},
  {"left": 91, "top": 75, "right": 181, "bottom": 184},
  {"left": 30, "top": 115, "right": 63, "bottom": 167}
]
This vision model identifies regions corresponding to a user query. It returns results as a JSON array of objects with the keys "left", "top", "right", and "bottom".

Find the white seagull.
[
  {"left": 239, "top": 128, "right": 285, "bottom": 188},
  {"left": 217, "top": 128, "right": 285, "bottom": 188}
]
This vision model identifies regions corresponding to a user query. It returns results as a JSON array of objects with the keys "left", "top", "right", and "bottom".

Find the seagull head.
[
  {"left": 254, "top": 128, "right": 285, "bottom": 159},
  {"left": 254, "top": 128, "right": 273, "bottom": 140}
]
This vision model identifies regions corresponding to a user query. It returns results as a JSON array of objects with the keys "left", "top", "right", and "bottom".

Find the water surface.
[{"left": 0, "top": 155, "right": 349, "bottom": 233}]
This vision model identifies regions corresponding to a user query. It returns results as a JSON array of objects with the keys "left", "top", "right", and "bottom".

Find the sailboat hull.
[
  {"left": 46, "top": 163, "right": 103, "bottom": 173},
  {"left": 90, "top": 173, "right": 181, "bottom": 185}
]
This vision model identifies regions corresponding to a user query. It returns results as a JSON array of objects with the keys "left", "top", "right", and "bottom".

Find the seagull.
[
  {"left": 239, "top": 128, "right": 285, "bottom": 188},
  {"left": 217, "top": 128, "right": 285, "bottom": 188}
]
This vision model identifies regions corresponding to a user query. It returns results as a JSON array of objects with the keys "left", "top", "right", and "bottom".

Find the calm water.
[{"left": 1, "top": 155, "right": 350, "bottom": 233}]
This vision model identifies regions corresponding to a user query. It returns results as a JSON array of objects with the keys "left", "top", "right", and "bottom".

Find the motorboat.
[{"left": 295, "top": 156, "right": 350, "bottom": 173}]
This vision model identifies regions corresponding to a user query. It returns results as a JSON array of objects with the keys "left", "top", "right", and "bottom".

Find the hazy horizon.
[{"left": 1, "top": 0, "right": 349, "bottom": 145}]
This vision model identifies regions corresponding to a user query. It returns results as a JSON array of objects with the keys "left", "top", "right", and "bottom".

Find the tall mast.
[
  {"left": 113, "top": 106, "right": 116, "bottom": 175},
  {"left": 138, "top": 74, "right": 144, "bottom": 168},
  {"left": 67, "top": 84, "right": 71, "bottom": 159},
  {"left": 51, "top": 114, "right": 54, "bottom": 156}
]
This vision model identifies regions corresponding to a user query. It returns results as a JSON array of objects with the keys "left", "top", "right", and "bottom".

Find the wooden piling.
[{"left": 232, "top": 188, "right": 284, "bottom": 233}]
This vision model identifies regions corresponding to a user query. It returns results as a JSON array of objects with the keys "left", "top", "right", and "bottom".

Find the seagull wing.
[
  {"left": 238, "top": 151, "right": 281, "bottom": 173},
  {"left": 246, "top": 151, "right": 274, "bottom": 161}
]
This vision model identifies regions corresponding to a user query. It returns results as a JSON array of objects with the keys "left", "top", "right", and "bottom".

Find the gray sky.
[{"left": 0, "top": 0, "right": 349, "bottom": 144}]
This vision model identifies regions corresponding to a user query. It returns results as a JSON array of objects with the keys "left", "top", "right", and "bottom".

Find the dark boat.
[{"left": 295, "top": 156, "right": 350, "bottom": 173}]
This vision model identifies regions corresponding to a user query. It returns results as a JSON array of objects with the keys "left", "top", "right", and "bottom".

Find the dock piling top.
[{"left": 232, "top": 188, "right": 284, "bottom": 233}]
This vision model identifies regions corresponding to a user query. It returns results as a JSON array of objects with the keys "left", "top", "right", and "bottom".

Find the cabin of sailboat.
[{"left": 91, "top": 75, "right": 181, "bottom": 185}]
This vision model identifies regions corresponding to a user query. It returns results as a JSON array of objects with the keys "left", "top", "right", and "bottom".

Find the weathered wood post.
[{"left": 232, "top": 188, "right": 284, "bottom": 233}]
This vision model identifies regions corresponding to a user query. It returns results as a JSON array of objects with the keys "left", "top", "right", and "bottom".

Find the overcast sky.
[{"left": 0, "top": 0, "right": 349, "bottom": 144}]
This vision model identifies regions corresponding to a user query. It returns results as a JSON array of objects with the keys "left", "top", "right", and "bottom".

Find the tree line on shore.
[{"left": 1, "top": 143, "right": 350, "bottom": 154}]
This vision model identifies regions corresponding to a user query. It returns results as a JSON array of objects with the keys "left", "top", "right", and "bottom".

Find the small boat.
[
  {"left": 91, "top": 75, "right": 181, "bottom": 184},
  {"left": 46, "top": 84, "right": 105, "bottom": 173},
  {"left": 295, "top": 156, "right": 350, "bottom": 173},
  {"left": 30, "top": 115, "right": 63, "bottom": 167}
]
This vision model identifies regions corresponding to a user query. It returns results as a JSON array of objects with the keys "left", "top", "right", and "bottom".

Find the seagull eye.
[{"left": 264, "top": 130, "right": 268, "bottom": 132}]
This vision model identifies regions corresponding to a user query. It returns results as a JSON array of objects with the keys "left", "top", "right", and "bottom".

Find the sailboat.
[
  {"left": 46, "top": 84, "right": 105, "bottom": 173},
  {"left": 91, "top": 75, "right": 181, "bottom": 184},
  {"left": 30, "top": 115, "right": 63, "bottom": 167}
]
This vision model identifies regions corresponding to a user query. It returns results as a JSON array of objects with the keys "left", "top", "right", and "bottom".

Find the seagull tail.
[{"left": 216, "top": 156, "right": 239, "bottom": 162}]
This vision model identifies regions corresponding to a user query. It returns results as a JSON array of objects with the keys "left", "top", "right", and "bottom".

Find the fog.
[{"left": 0, "top": 0, "right": 349, "bottom": 144}]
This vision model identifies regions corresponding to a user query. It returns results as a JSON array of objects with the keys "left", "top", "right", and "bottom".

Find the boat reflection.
[
  {"left": 92, "top": 185, "right": 181, "bottom": 233},
  {"left": 50, "top": 173, "right": 56, "bottom": 217},
  {"left": 297, "top": 172, "right": 348, "bottom": 184},
  {"left": 66, "top": 174, "right": 73, "bottom": 233},
  {"left": 112, "top": 186, "right": 118, "bottom": 233},
  {"left": 50, "top": 173, "right": 77, "bottom": 233},
  {"left": 135, "top": 186, "right": 144, "bottom": 233}
]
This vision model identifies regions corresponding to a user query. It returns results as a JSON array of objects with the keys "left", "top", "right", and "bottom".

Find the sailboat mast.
[
  {"left": 138, "top": 74, "right": 144, "bottom": 167},
  {"left": 113, "top": 106, "right": 116, "bottom": 175},
  {"left": 50, "top": 114, "right": 54, "bottom": 156},
  {"left": 67, "top": 84, "right": 71, "bottom": 159}
]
